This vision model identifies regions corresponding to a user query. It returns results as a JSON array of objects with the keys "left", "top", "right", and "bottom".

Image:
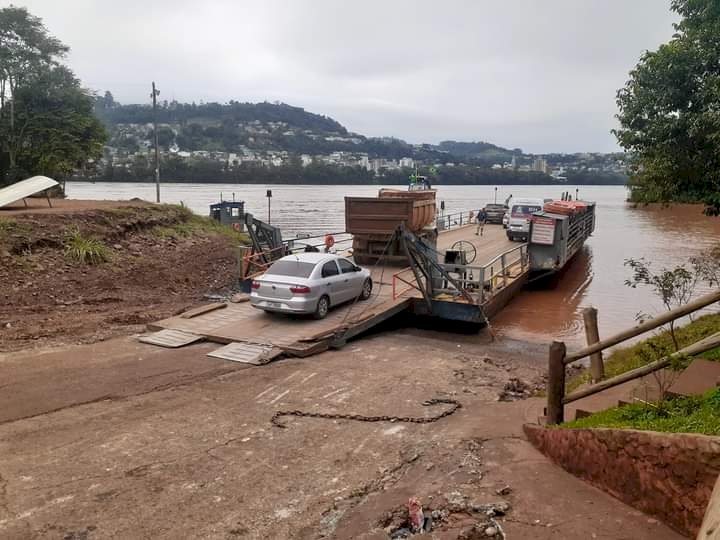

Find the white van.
[{"left": 506, "top": 197, "right": 544, "bottom": 241}]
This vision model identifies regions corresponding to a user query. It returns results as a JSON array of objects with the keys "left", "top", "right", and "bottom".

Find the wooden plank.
[
  {"left": 546, "top": 341, "right": 567, "bottom": 425},
  {"left": 583, "top": 307, "right": 604, "bottom": 382},
  {"left": 565, "top": 289, "right": 720, "bottom": 364},
  {"left": 283, "top": 340, "right": 330, "bottom": 357},
  {"left": 180, "top": 302, "right": 227, "bottom": 319}
]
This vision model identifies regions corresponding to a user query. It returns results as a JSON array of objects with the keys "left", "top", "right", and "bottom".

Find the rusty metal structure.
[{"left": 345, "top": 187, "right": 437, "bottom": 265}]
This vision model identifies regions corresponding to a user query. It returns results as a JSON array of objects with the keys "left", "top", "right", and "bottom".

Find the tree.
[
  {"left": 0, "top": 6, "right": 68, "bottom": 183},
  {"left": 147, "top": 126, "right": 175, "bottom": 148},
  {"left": 614, "top": 0, "right": 720, "bottom": 209},
  {"left": 94, "top": 90, "right": 116, "bottom": 110},
  {"left": 691, "top": 244, "right": 720, "bottom": 287},
  {"left": 624, "top": 257, "right": 702, "bottom": 350},
  {"left": 0, "top": 7, "right": 105, "bottom": 185},
  {"left": 8, "top": 65, "right": 106, "bottom": 180}
]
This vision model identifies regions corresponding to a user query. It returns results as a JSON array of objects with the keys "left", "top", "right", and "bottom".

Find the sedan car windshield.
[{"left": 266, "top": 260, "right": 316, "bottom": 278}]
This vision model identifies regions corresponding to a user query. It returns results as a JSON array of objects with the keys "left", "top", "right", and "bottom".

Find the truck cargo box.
[{"left": 345, "top": 192, "right": 436, "bottom": 234}]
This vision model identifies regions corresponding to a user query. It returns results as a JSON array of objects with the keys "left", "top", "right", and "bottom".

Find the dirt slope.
[{"left": 0, "top": 200, "right": 244, "bottom": 352}]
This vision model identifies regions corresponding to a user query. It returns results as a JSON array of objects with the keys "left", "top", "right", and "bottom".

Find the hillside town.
[{"left": 95, "top": 118, "right": 628, "bottom": 181}]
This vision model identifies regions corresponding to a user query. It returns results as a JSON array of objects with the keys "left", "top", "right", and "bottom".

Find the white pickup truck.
[{"left": 506, "top": 197, "right": 545, "bottom": 242}]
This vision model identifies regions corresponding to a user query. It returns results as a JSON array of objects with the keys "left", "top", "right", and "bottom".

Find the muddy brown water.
[{"left": 66, "top": 182, "right": 720, "bottom": 346}]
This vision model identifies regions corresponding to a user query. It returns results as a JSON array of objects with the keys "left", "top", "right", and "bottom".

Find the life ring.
[
  {"left": 232, "top": 223, "right": 241, "bottom": 231},
  {"left": 324, "top": 234, "right": 335, "bottom": 249}
]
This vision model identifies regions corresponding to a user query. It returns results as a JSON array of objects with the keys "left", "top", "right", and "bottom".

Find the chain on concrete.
[{"left": 271, "top": 398, "right": 462, "bottom": 428}]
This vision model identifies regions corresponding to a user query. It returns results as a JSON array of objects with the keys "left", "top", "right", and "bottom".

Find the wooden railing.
[{"left": 546, "top": 289, "right": 720, "bottom": 424}]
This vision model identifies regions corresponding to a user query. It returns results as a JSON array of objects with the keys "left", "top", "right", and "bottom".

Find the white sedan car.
[{"left": 251, "top": 253, "right": 373, "bottom": 319}]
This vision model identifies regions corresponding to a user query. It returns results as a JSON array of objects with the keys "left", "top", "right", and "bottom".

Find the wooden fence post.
[
  {"left": 547, "top": 341, "right": 567, "bottom": 424},
  {"left": 583, "top": 307, "right": 604, "bottom": 382}
]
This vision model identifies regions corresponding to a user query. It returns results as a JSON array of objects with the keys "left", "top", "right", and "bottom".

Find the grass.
[
  {"left": 0, "top": 218, "right": 17, "bottom": 234},
  {"left": 151, "top": 206, "right": 250, "bottom": 245},
  {"left": 0, "top": 218, "right": 31, "bottom": 237},
  {"left": 565, "top": 313, "right": 720, "bottom": 394},
  {"left": 561, "top": 387, "right": 720, "bottom": 435},
  {"left": 64, "top": 227, "right": 110, "bottom": 265}
]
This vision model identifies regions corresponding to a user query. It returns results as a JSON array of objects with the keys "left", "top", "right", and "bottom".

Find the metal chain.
[{"left": 271, "top": 398, "right": 461, "bottom": 428}]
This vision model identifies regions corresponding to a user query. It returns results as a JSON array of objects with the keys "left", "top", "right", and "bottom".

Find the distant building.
[
  {"left": 532, "top": 157, "right": 548, "bottom": 174},
  {"left": 399, "top": 157, "right": 415, "bottom": 168}
]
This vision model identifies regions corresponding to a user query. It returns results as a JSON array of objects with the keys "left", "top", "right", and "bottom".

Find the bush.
[{"left": 64, "top": 227, "right": 110, "bottom": 264}]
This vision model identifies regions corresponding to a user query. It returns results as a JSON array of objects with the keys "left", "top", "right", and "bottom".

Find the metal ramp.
[
  {"left": 206, "top": 342, "right": 281, "bottom": 365},
  {"left": 139, "top": 329, "right": 204, "bottom": 348}
]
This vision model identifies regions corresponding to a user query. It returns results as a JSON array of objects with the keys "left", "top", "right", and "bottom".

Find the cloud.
[{"left": 15, "top": 0, "right": 678, "bottom": 152}]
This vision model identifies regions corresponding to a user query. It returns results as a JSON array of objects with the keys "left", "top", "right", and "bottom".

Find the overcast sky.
[{"left": 13, "top": 0, "right": 678, "bottom": 153}]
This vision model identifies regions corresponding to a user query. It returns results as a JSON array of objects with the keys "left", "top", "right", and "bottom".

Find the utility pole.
[{"left": 151, "top": 82, "right": 161, "bottom": 203}]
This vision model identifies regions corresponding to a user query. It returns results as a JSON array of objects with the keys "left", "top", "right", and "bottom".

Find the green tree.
[
  {"left": 614, "top": 0, "right": 720, "bottom": 210},
  {"left": 0, "top": 6, "right": 68, "bottom": 182},
  {"left": 0, "top": 6, "right": 105, "bottom": 185},
  {"left": 9, "top": 66, "right": 106, "bottom": 180},
  {"left": 147, "top": 126, "right": 175, "bottom": 148}
]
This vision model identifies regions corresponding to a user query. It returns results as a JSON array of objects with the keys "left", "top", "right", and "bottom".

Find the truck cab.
[{"left": 506, "top": 197, "right": 544, "bottom": 242}]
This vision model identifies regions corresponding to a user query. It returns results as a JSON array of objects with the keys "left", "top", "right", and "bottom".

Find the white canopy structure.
[{"left": 0, "top": 176, "right": 59, "bottom": 209}]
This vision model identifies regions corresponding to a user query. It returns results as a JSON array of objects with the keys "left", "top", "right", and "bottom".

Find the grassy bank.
[
  {"left": 562, "top": 387, "right": 720, "bottom": 435},
  {"left": 566, "top": 313, "right": 720, "bottom": 394},
  {"left": 148, "top": 206, "right": 250, "bottom": 244}
]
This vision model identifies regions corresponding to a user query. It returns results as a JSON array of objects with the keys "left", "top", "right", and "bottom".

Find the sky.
[{"left": 11, "top": 0, "right": 678, "bottom": 153}]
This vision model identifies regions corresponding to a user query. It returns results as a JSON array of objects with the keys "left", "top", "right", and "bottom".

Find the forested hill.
[
  {"left": 438, "top": 140, "right": 518, "bottom": 160},
  {"left": 95, "top": 99, "right": 347, "bottom": 135},
  {"left": 90, "top": 94, "right": 628, "bottom": 185},
  {"left": 93, "top": 94, "right": 519, "bottom": 164}
]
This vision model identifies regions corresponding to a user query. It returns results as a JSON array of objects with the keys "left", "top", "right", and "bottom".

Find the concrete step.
[
  {"left": 566, "top": 369, "right": 674, "bottom": 421},
  {"left": 666, "top": 358, "right": 720, "bottom": 398}
]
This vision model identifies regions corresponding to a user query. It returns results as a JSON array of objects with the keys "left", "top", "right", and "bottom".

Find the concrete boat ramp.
[{"left": 141, "top": 224, "right": 527, "bottom": 364}]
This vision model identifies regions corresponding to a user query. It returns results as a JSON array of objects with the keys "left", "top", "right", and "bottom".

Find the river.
[{"left": 66, "top": 181, "right": 720, "bottom": 347}]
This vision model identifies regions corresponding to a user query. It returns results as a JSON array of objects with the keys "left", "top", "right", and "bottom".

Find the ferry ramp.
[{"left": 143, "top": 223, "right": 522, "bottom": 363}]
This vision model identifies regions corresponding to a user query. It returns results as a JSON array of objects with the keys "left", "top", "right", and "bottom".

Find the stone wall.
[{"left": 524, "top": 424, "right": 720, "bottom": 537}]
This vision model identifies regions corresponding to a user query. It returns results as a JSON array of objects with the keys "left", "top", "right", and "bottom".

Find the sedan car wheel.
[
  {"left": 314, "top": 295, "right": 330, "bottom": 320},
  {"left": 360, "top": 278, "right": 373, "bottom": 300}
]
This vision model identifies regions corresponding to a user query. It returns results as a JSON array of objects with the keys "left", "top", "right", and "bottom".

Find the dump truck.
[{"left": 345, "top": 188, "right": 437, "bottom": 265}]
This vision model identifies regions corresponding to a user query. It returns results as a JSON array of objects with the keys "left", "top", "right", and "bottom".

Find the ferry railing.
[
  {"left": 436, "top": 210, "right": 482, "bottom": 232},
  {"left": 286, "top": 232, "right": 353, "bottom": 254},
  {"left": 391, "top": 243, "right": 529, "bottom": 302},
  {"left": 240, "top": 245, "right": 289, "bottom": 280},
  {"left": 239, "top": 233, "right": 354, "bottom": 280},
  {"left": 546, "top": 288, "right": 720, "bottom": 425}
]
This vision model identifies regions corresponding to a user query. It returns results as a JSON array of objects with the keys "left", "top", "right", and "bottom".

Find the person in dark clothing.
[{"left": 476, "top": 208, "right": 488, "bottom": 236}]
